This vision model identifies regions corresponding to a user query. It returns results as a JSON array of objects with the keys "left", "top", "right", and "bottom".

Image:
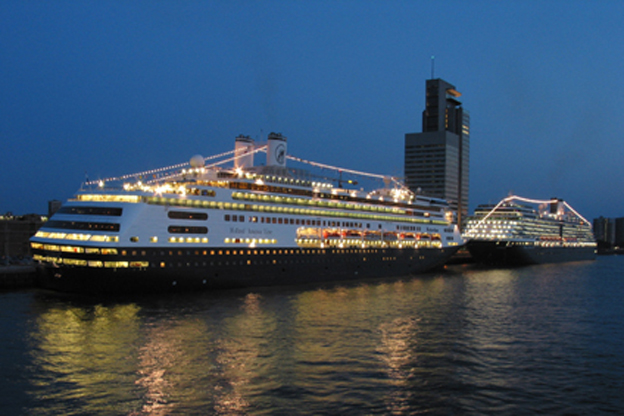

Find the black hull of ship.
[
  {"left": 35, "top": 246, "right": 460, "bottom": 295},
  {"left": 467, "top": 241, "right": 595, "bottom": 266}
]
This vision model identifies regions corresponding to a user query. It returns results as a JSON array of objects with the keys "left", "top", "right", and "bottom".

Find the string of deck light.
[
  {"left": 85, "top": 142, "right": 414, "bottom": 197},
  {"left": 144, "top": 145, "right": 268, "bottom": 184},
  {"left": 84, "top": 148, "right": 240, "bottom": 186},
  {"left": 285, "top": 154, "right": 411, "bottom": 193},
  {"left": 561, "top": 201, "right": 591, "bottom": 226},
  {"left": 509, "top": 196, "right": 591, "bottom": 226}
]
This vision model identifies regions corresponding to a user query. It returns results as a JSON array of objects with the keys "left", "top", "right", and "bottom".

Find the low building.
[{"left": 1, "top": 213, "right": 46, "bottom": 259}]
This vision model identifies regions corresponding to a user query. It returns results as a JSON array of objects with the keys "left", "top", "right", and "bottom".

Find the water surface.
[{"left": 1, "top": 256, "right": 623, "bottom": 415}]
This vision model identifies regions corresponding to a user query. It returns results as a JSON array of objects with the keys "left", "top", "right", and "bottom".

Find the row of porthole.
[
  {"left": 34, "top": 231, "right": 120, "bottom": 243},
  {"left": 295, "top": 238, "right": 443, "bottom": 249},
  {"left": 36, "top": 248, "right": 432, "bottom": 269},
  {"left": 32, "top": 255, "right": 144, "bottom": 268},
  {"left": 224, "top": 238, "right": 277, "bottom": 244}
]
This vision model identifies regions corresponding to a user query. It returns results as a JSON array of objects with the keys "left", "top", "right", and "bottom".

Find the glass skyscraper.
[{"left": 404, "top": 78, "right": 470, "bottom": 226}]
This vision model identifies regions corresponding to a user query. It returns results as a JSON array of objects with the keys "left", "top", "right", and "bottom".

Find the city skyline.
[{"left": 2, "top": 1, "right": 624, "bottom": 220}]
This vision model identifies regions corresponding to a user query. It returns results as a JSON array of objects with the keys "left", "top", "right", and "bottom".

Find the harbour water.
[{"left": 1, "top": 256, "right": 623, "bottom": 415}]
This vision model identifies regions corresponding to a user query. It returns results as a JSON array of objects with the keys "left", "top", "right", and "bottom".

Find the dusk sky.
[{"left": 2, "top": 1, "right": 623, "bottom": 220}]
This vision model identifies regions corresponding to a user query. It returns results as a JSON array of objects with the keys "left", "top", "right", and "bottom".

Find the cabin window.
[
  {"left": 57, "top": 206, "right": 123, "bottom": 216},
  {"left": 44, "top": 220, "right": 120, "bottom": 232},
  {"left": 168, "top": 211, "right": 208, "bottom": 220},
  {"left": 167, "top": 226, "right": 208, "bottom": 234}
]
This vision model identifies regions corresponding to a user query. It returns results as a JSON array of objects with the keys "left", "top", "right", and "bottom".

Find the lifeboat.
[
  {"left": 383, "top": 232, "right": 398, "bottom": 241},
  {"left": 297, "top": 228, "right": 321, "bottom": 239},
  {"left": 323, "top": 229, "right": 341, "bottom": 239},
  {"left": 364, "top": 231, "right": 382, "bottom": 241},
  {"left": 342, "top": 229, "right": 362, "bottom": 239}
]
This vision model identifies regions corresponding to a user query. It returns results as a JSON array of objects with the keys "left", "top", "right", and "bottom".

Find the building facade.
[
  {"left": 1, "top": 214, "right": 45, "bottom": 258},
  {"left": 594, "top": 216, "right": 624, "bottom": 249},
  {"left": 405, "top": 78, "right": 470, "bottom": 226},
  {"left": 616, "top": 217, "right": 624, "bottom": 247}
]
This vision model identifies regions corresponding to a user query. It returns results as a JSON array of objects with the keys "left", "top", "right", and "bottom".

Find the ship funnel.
[
  {"left": 267, "top": 132, "right": 287, "bottom": 167},
  {"left": 549, "top": 198, "right": 564, "bottom": 217},
  {"left": 234, "top": 135, "right": 255, "bottom": 169}
]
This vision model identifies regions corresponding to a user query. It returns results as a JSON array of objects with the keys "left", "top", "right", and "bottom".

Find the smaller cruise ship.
[{"left": 463, "top": 195, "right": 596, "bottom": 265}]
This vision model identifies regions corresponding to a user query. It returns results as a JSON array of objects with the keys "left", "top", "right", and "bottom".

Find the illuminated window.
[
  {"left": 168, "top": 211, "right": 208, "bottom": 220},
  {"left": 104, "top": 261, "right": 129, "bottom": 268},
  {"left": 61, "top": 246, "right": 84, "bottom": 254},
  {"left": 168, "top": 226, "right": 208, "bottom": 234}
]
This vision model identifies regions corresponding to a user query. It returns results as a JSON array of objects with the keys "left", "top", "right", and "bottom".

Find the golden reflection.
[
  {"left": 212, "top": 292, "right": 278, "bottom": 415},
  {"left": 27, "top": 275, "right": 456, "bottom": 415},
  {"left": 377, "top": 316, "right": 419, "bottom": 414},
  {"left": 134, "top": 318, "right": 210, "bottom": 415},
  {"left": 29, "top": 292, "right": 283, "bottom": 416},
  {"left": 290, "top": 278, "right": 445, "bottom": 411},
  {"left": 132, "top": 293, "right": 280, "bottom": 416},
  {"left": 29, "top": 302, "right": 142, "bottom": 415},
  {"left": 378, "top": 316, "right": 419, "bottom": 380}
]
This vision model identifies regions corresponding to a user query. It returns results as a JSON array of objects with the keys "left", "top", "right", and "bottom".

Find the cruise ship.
[
  {"left": 463, "top": 195, "right": 596, "bottom": 265},
  {"left": 31, "top": 133, "right": 463, "bottom": 294}
]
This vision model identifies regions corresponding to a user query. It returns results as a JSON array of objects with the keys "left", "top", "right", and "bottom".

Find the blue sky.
[{"left": 2, "top": 1, "right": 623, "bottom": 220}]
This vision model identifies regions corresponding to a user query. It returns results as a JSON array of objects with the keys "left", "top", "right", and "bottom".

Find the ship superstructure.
[
  {"left": 31, "top": 133, "right": 463, "bottom": 294},
  {"left": 463, "top": 195, "right": 596, "bottom": 265}
]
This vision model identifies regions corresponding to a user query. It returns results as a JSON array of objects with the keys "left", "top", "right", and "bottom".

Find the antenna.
[{"left": 430, "top": 55, "right": 435, "bottom": 79}]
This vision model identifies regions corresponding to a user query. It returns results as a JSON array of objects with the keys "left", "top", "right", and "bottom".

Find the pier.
[{"left": 0, "top": 265, "right": 36, "bottom": 289}]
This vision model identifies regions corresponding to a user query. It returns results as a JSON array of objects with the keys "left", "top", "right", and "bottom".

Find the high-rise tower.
[{"left": 404, "top": 78, "right": 470, "bottom": 226}]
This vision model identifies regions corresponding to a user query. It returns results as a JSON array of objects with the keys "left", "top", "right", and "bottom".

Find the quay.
[{"left": 0, "top": 265, "right": 36, "bottom": 289}]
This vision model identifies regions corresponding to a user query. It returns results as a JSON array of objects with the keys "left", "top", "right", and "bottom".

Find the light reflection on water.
[{"left": 5, "top": 256, "right": 623, "bottom": 415}]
